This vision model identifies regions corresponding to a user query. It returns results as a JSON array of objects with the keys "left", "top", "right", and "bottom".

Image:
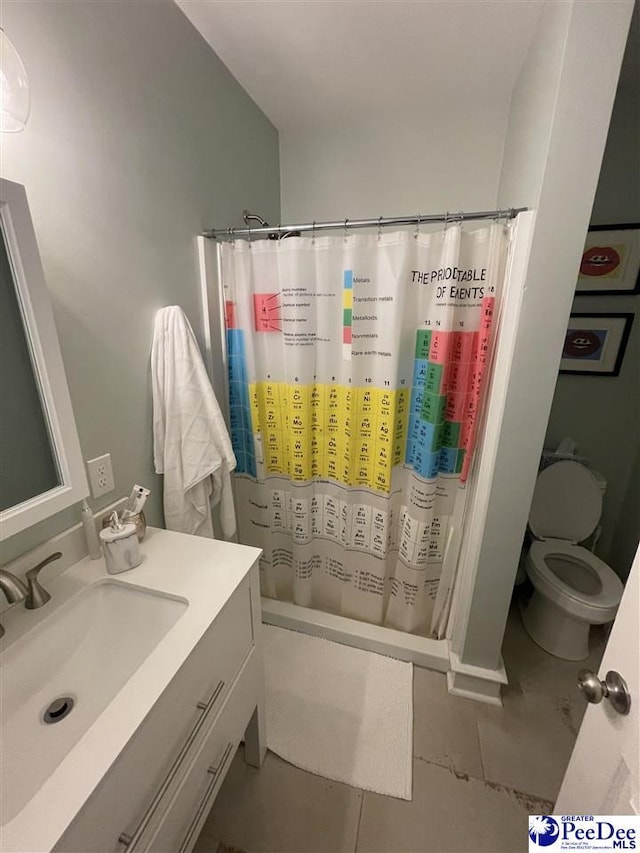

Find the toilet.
[{"left": 521, "top": 460, "right": 623, "bottom": 661}]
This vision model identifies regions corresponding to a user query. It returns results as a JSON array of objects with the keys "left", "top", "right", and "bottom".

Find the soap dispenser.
[{"left": 99, "top": 511, "right": 141, "bottom": 574}]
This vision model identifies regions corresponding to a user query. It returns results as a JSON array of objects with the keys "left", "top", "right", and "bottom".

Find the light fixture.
[{"left": 0, "top": 28, "right": 30, "bottom": 132}]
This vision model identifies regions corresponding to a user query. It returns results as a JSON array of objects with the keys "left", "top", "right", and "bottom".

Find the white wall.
[
  {"left": 452, "top": 0, "right": 634, "bottom": 671},
  {"left": 0, "top": 0, "right": 280, "bottom": 564},
  {"left": 496, "top": 1, "right": 572, "bottom": 209},
  {"left": 280, "top": 106, "right": 509, "bottom": 222}
]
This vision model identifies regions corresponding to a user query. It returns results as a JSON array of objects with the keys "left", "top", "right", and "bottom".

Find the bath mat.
[{"left": 263, "top": 624, "right": 413, "bottom": 800}]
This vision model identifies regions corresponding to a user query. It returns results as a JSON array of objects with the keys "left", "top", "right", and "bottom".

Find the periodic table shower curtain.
[{"left": 221, "top": 223, "right": 509, "bottom": 636}]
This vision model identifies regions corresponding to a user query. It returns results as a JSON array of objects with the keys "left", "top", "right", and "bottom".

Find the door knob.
[{"left": 577, "top": 669, "right": 632, "bottom": 716}]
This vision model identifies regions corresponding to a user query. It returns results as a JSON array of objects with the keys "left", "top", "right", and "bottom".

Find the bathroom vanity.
[{"left": 0, "top": 528, "right": 264, "bottom": 853}]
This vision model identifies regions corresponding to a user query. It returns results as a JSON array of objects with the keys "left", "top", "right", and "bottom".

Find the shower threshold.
[{"left": 261, "top": 597, "right": 450, "bottom": 671}]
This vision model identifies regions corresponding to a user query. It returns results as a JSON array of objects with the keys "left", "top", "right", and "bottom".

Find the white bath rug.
[{"left": 263, "top": 624, "right": 413, "bottom": 800}]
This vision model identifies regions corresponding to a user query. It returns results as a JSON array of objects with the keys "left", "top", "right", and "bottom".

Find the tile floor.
[{"left": 194, "top": 603, "right": 606, "bottom": 853}]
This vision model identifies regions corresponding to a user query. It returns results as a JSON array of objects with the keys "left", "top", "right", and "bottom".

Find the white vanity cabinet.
[{"left": 53, "top": 560, "right": 265, "bottom": 853}]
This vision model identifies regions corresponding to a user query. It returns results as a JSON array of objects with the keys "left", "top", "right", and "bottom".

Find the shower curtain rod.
[{"left": 202, "top": 207, "right": 526, "bottom": 240}]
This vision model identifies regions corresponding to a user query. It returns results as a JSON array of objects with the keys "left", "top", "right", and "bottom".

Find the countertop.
[{"left": 0, "top": 527, "right": 261, "bottom": 853}]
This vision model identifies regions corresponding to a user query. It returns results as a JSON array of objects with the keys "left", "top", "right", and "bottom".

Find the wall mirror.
[{"left": 0, "top": 178, "right": 88, "bottom": 540}]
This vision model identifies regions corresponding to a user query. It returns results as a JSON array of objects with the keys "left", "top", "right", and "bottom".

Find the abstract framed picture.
[
  {"left": 576, "top": 224, "right": 640, "bottom": 295},
  {"left": 560, "top": 313, "right": 634, "bottom": 376}
]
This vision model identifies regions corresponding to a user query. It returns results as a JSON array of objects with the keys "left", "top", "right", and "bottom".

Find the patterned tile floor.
[{"left": 194, "top": 604, "right": 606, "bottom": 853}]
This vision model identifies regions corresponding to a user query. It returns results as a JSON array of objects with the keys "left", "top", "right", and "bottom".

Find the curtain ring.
[
  {"left": 415, "top": 213, "right": 421, "bottom": 239},
  {"left": 378, "top": 216, "right": 383, "bottom": 240},
  {"left": 503, "top": 208, "right": 515, "bottom": 231},
  {"left": 444, "top": 212, "right": 450, "bottom": 231},
  {"left": 247, "top": 221, "right": 252, "bottom": 243},
  {"left": 457, "top": 211, "right": 464, "bottom": 227},
  {"left": 344, "top": 218, "right": 349, "bottom": 240},
  {"left": 227, "top": 227, "right": 232, "bottom": 242},
  {"left": 312, "top": 220, "right": 316, "bottom": 244}
]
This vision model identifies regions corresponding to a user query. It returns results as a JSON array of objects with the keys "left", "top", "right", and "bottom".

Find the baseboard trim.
[{"left": 447, "top": 649, "right": 508, "bottom": 705}]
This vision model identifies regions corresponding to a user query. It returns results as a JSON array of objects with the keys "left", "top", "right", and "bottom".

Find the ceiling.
[{"left": 175, "top": 0, "right": 546, "bottom": 132}]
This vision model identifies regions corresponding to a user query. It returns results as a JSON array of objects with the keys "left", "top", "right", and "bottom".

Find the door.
[{"left": 555, "top": 545, "right": 639, "bottom": 813}]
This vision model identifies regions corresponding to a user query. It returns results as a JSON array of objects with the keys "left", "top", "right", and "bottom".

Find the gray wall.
[
  {"left": 544, "top": 20, "right": 640, "bottom": 580},
  {"left": 1, "top": 0, "right": 280, "bottom": 563}
]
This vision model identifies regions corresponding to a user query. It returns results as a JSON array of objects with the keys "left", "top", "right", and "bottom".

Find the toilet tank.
[{"left": 591, "top": 469, "right": 607, "bottom": 497}]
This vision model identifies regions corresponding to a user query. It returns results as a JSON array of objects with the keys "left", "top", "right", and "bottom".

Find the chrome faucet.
[
  {"left": 0, "top": 569, "right": 28, "bottom": 639},
  {"left": 0, "top": 552, "right": 61, "bottom": 638}
]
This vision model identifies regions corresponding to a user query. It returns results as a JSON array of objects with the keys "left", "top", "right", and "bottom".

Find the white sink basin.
[{"left": 0, "top": 580, "right": 187, "bottom": 825}]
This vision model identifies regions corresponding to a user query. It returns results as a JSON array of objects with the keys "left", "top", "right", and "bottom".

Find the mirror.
[
  {"left": 0, "top": 225, "right": 61, "bottom": 508},
  {"left": 0, "top": 179, "right": 88, "bottom": 539}
]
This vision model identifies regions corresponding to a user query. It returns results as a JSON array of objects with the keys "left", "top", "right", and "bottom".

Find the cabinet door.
[
  {"left": 54, "top": 579, "right": 255, "bottom": 853},
  {"left": 140, "top": 651, "right": 261, "bottom": 853}
]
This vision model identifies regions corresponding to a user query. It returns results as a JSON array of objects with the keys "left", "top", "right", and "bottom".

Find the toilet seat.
[
  {"left": 528, "top": 540, "right": 622, "bottom": 621},
  {"left": 522, "top": 460, "right": 623, "bottom": 658},
  {"left": 529, "top": 461, "right": 602, "bottom": 543}
]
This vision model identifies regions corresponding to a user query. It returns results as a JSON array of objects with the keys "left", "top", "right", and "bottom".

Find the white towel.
[{"left": 151, "top": 305, "right": 236, "bottom": 539}]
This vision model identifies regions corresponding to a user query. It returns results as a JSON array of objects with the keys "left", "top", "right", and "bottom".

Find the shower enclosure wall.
[{"left": 197, "top": 211, "right": 536, "bottom": 692}]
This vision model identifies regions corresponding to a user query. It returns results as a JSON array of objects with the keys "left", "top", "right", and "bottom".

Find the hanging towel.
[{"left": 151, "top": 305, "right": 236, "bottom": 539}]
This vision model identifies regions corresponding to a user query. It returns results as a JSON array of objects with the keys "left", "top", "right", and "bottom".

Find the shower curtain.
[{"left": 220, "top": 224, "right": 509, "bottom": 635}]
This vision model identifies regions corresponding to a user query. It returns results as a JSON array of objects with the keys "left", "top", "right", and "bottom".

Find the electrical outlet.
[{"left": 86, "top": 453, "right": 115, "bottom": 498}]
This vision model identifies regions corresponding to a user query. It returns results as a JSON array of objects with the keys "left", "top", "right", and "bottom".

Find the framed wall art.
[
  {"left": 560, "top": 313, "right": 634, "bottom": 376},
  {"left": 576, "top": 224, "right": 640, "bottom": 295}
]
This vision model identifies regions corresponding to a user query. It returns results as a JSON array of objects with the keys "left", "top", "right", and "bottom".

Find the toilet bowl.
[{"left": 521, "top": 461, "right": 623, "bottom": 660}]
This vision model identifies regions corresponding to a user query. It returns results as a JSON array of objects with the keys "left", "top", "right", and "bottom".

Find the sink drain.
[{"left": 43, "top": 696, "right": 74, "bottom": 724}]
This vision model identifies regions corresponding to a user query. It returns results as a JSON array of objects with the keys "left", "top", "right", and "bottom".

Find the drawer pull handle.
[
  {"left": 118, "top": 680, "right": 226, "bottom": 851},
  {"left": 197, "top": 678, "right": 226, "bottom": 711},
  {"left": 178, "top": 742, "right": 235, "bottom": 853}
]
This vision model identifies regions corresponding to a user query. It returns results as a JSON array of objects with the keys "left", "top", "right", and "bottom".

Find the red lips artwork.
[
  {"left": 563, "top": 329, "right": 603, "bottom": 359},
  {"left": 580, "top": 245, "right": 620, "bottom": 276}
]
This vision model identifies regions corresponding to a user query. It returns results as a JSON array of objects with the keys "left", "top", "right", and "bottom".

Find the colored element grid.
[
  {"left": 227, "top": 305, "right": 494, "bottom": 486},
  {"left": 227, "top": 328, "right": 256, "bottom": 476},
  {"left": 405, "top": 296, "right": 494, "bottom": 482},
  {"left": 249, "top": 382, "right": 409, "bottom": 493}
]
